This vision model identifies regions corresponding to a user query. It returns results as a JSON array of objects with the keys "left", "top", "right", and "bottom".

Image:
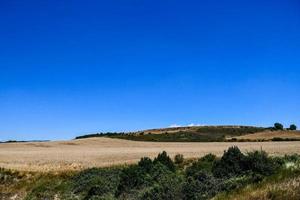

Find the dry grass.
[
  {"left": 215, "top": 172, "right": 300, "bottom": 200},
  {"left": 1, "top": 137, "right": 300, "bottom": 172},
  {"left": 229, "top": 131, "right": 300, "bottom": 140}
]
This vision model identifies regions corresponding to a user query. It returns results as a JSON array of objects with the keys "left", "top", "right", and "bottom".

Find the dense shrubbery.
[
  {"left": 4, "top": 147, "right": 299, "bottom": 200},
  {"left": 114, "top": 147, "right": 285, "bottom": 200}
]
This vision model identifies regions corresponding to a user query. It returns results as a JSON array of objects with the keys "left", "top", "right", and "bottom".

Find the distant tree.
[
  {"left": 289, "top": 124, "right": 297, "bottom": 131},
  {"left": 274, "top": 123, "right": 284, "bottom": 130}
]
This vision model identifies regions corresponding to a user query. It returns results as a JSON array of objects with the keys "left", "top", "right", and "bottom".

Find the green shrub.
[
  {"left": 283, "top": 154, "right": 300, "bottom": 163},
  {"left": 117, "top": 153, "right": 177, "bottom": 197},
  {"left": 220, "top": 174, "right": 262, "bottom": 192},
  {"left": 245, "top": 150, "right": 280, "bottom": 176},
  {"left": 200, "top": 153, "right": 217, "bottom": 162},
  {"left": 138, "top": 157, "right": 153, "bottom": 173},
  {"left": 154, "top": 151, "right": 176, "bottom": 172},
  {"left": 72, "top": 168, "right": 120, "bottom": 198},
  {"left": 174, "top": 154, "right": 184, "bottom": 165},
  {"left": 116, "top": 165, "right": 146, "bottom": 196},
  {"left": 186, "top": 154, "right": 216, "bottom": 176},
  {"left": 141, "top": 173, "right": 183, "bottom": 200},
  {"left": 182, "top": 171, "right": 221, "bottom": 200},
  {"left": 212, "top": 146, "right": 246, "bottom": 178}
]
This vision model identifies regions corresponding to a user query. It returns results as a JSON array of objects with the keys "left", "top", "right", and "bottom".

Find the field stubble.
[{"left": 1, "top": 137, "right": 300, "bottom": 172}]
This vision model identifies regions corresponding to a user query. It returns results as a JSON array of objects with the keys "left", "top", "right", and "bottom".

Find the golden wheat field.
[
  {"left": 230, "top": 130, "right": 300, "bottom": 140},
  {"left": 1, "top": 137, "right": 300, "bottom": 172}
]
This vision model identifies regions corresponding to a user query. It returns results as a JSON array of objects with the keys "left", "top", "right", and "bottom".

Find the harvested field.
[
  {"left": 1, "top": 137, "right": 300, "bottom": 172},
  {"left": 230, "top": 131, "right": 300, "bottom": 140}
]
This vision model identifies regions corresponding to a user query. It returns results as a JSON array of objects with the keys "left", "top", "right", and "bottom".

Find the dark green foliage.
[
  {"left": 153, "top": 151, "right": 176, "bottom": 172},
  {"left": 272, "top": 137, "right": 300, "bottom": 141},
  {"left": 289, "top": 124, "right": 297, "bottom": 131},
  {"left": 174, "top": 154, "right": 184, "bottom": 165},
  {"left": 116, "top": 165, "right": 146, "bottom": 196},
  {"left": 212, "top": 146, "right": 246, "bottom": 178},
  {"left": 186, "top": 154, "right": 216, "bottom": 176},
  {"left": 183, "top": 171, "right": 221, "bottom": 200},
  {"left": 283, "top": 154, "right": 300, "bottom": 162},
  {"left": 72, "top": 168, "right": 121, "bottom": 199},
  {"left": 25, "top": 175, "right": 75, "bottom": 200},
  {"left": 245, "top": 151, "right": 280, "bottom": 176},
  {"left": 138, "top": 157, "right": 153, "bottom": 172},
  {"left": 200, "top": 153, "right": 217, "bottom": 162},
  {"left": 220, "top": 174, "right": 263, "bottom": 193},
  {"left": 274, "top": 123, "right": 284, "bottom": 130},
  {"left": 117, "top": 152, "right": 176, "bottom": 198},
  {"left": 75, "top": 132, "right": 126, "bottom": 139},
  {"left": 141, "top": 172, "right": 183, "bottom": 200}
]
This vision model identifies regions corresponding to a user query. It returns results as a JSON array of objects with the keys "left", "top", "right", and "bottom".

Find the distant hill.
[{"left": 75, "top": 126, "right": 267, "bottom": 142}]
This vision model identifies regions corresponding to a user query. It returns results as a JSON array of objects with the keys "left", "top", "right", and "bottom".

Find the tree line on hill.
[{"left": 272, "top": 123, "right": 297, "bottom": 131}]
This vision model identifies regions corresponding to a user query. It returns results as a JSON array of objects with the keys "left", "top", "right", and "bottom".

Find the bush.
[
  {"left": 289, "top": 124, "right": 297, "bottom": 131},
  {"left": 117, "top": 153, "right": 177, "bottom": 197},
  {"left": 212, "top": 146, "right": 246, "bottom": 178},
  {"left": 72, "top": 168, "right": 120, "bottom": 199},
  {"left": 85, "top": 185, "right": 112, "bottom": 199},
  {"left": 186, "top": 154, "right": 217, "bottom": 176},
  {"left": 182, "top": 171, "right": 221, "bottom": 200},
  {"left": 141, "top": 172, "right": 183, "bottom": 200},
  {"left": 200, "top": 153, "right": 217, "bottom": 162},
  {"left": 154, "top": 151, "right": 176, "bottom": 172},
  {"left": 245, "top": 150, "right": 280, "bottom": 176},
  {"left": 174, "top": 154, "right": 184, "bottom": 165},
  {"left": 138, "top": 157, "right": 153, "bottom": 173},
  {"left": 116, "top": 165, "right": 146, "bottom": 196},
  {"left": 220, "top": 174, "right": 262, "bottom": 192},
  {"left": 274, "top": 123, "right": 284, "bottom": 130}
]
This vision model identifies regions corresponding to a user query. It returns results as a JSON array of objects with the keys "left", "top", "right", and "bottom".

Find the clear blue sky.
[{"left": 1, "top": 0, "right": 299, "bottom": 141}]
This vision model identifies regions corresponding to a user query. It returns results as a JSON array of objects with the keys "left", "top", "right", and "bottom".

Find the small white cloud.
[
  {"left": 187, "top": 123, "right": 203, "bottom": 127},
  {"left": 169, "top": 123, "right": 204, "bottom": 128},
  {"left": 169, "top": 124, "right": 182, "bottom": 128}
]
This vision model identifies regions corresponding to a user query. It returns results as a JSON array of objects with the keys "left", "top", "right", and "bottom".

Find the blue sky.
[{"left": 0, "top": 0, "right": 300, "bottom": 140}]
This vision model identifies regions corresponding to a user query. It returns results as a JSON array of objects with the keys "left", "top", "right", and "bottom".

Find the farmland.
[
  {"left": 1, "top": 146, "right": 300, "bottom": 200},
  {"left": 1, "top": 137, "right": 300, "bottom": 172}
]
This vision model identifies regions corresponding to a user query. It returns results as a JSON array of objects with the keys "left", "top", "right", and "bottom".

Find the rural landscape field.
[
  {"left": 2, "top": 0, "right": 300, "bottom": 199},
  {"left": 1, "top": 137, "right": 300, "bottom": 172},
  {"left": 1, "top": 125, "right": 300, "bottom": 199},
  {"left": 1, "top": 126, "right": 300, "bottom": 172}
]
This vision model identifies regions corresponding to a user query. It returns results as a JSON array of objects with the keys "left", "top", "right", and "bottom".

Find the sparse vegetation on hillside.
[
  {"left": 75, "top": 126, "right": 266, "bottom": 142},
  {"left": 1, "top": 147, "right": 300, "bottom": 200}
]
